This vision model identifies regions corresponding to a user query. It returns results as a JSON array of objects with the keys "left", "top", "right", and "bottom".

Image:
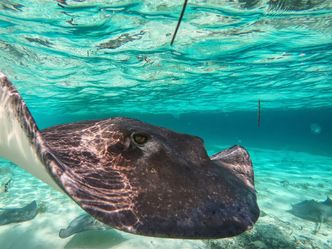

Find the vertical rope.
[
  {"left": 170, "top": 0, "right": 189, "bottom": 46},
  {"left": 258, "top": 99, "right": 261, "bottom": 128}
]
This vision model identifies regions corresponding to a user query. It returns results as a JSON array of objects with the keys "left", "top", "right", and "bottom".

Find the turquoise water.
[{"left": 0, "top": 0, "right": 332, "bottom": 248}]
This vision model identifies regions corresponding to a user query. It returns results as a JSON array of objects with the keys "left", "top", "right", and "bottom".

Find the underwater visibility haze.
[{"left": 0, "top": 0, "right": 332, "bottom": 249}]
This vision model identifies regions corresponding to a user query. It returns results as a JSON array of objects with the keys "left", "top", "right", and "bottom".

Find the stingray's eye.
[{"left": 131, "top": 133, "right": 148, "bottom": 146}]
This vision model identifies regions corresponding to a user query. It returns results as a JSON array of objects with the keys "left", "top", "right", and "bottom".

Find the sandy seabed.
[{"left": 0, "top": 147, "right": 331, "bottom": 249}]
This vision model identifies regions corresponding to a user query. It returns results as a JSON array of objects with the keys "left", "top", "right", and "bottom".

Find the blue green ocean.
[{"left": 0, "top": 0, "right": 332, "bottom": 248}]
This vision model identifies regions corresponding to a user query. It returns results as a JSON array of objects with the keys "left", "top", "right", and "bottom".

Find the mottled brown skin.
[
  {"left": 1, "top": 73, "right": 259, "bottom": 239},
  {"left": 42, "top": 119, "right": 259, "bottom": 238}
]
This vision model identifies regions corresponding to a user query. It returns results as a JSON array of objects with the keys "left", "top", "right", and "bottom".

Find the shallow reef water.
[{"left": 0, "top": 0, "right": 332, "bottom": 249}]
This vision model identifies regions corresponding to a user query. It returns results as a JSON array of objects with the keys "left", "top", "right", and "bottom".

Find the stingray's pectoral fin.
[
  {"left": 211, "top": 145, "right": 255, "bottom": 191},
  {"left": 0, "top": 72, "right": 62, "bottom": 191}
]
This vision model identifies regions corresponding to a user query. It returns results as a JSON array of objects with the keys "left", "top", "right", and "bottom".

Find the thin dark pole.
[
  {"left": 258, "top": 99, "right": 261, "bottom": 128},
  {"left": 170, "top": 0, "right": 189, "bottom": 46}
]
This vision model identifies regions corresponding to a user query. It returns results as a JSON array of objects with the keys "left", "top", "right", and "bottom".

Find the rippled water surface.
[
  {"left": 1, "top": 0, "right": 332, "bottom": 114},
  {"left": 1, "top": 1, "right": 332, "bottom": 249}
]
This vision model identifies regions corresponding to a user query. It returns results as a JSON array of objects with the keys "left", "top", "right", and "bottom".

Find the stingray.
[
  {"left": 59, "top": 213, "right": 110, "bottom": 238},
  {"left": 288, "top": 197, "right": 332, "bottom": 233},
  {"left": 0, "top": 72, "right": 259, "bottom": 239},
  {"left": 0, "top": 201, "right": 38, "bottom": 225}
]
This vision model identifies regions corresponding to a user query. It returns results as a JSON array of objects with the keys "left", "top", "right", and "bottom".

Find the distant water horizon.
[{"left": 33, "top": 107, "right": 332, "bottom": 157}]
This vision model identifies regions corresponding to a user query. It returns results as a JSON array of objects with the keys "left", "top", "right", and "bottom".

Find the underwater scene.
[{"left": 0, "top": 0, "right": 332, "bottom": 248}]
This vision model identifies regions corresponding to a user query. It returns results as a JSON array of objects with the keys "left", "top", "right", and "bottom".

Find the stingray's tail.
[
  {"left": 0, "top": 72, "right": 39, "bottom": 163},
  {"left": 0, "top": 72, "right": 61, "bottom": 190},
  {"left": 210, "top": 145, "right": 255, "bottom": 192}
]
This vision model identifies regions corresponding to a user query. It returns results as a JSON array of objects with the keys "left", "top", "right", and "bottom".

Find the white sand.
[{"left": 0, "top": 147, "right": 331, "bottom": 249}]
